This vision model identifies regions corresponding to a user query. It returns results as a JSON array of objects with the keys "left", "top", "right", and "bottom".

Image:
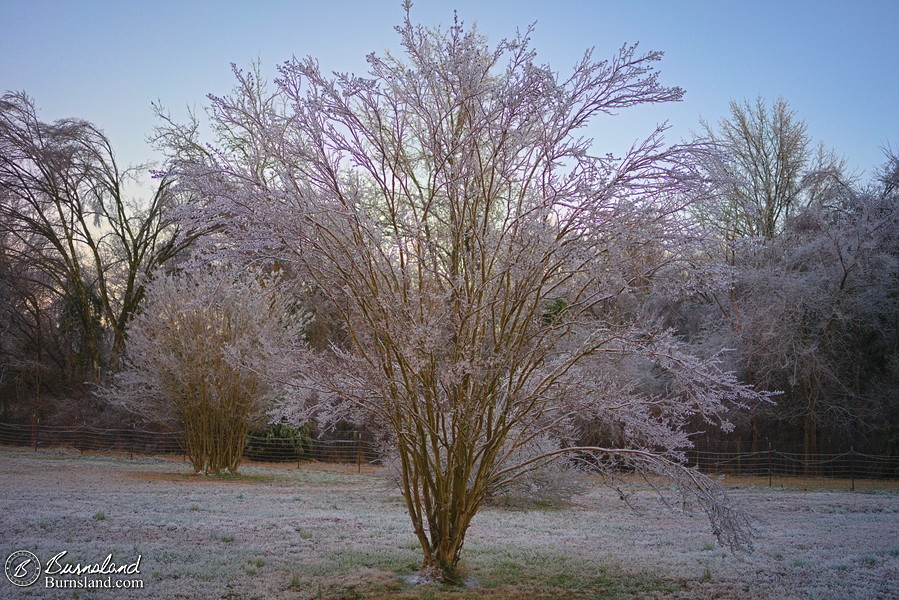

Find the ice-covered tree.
[
  {"left": 163, "top": 6, "right": 767, "bottom": 581},
  {"left": 0, "top": 91, "right": 200, "bottom": 391},
  {"left": 108, "top": 269, "right": 303, "bottom": 474},
  {"left": 699, "top": 152, "right": 899, "bottom": 455},
  {"left": 696, "top": 96, "right": 845, "bottom": 243}
]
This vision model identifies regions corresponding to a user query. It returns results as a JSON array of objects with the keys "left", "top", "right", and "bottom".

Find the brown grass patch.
[
  {"left": 589, "top": 471, "right": 899, "bottom": 493},
  {"left": 241, "top": 457, "right": 384, "bottom": 474}
]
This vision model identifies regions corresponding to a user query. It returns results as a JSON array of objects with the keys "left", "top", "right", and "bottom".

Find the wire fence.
[
  {"left": 687, "top": 447, "right": 899, "bottom": 483},
  {"left": 1, "top": 422, "right": 897, "bottom": 485},
  {"left": 0, "top": 422, "right": 380, "bottom": 468}
]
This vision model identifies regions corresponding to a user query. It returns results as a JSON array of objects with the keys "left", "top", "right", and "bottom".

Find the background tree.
[
  {"left": 0, "top": 91, "right": 198, "bottom": 402},
  {"left": 0, "top": 176, "right": 79, "bottom": 406},
  {"left": 107, "top": 269, "right": 304, "bottom": 474},
  {"left": 166, "top": 8, "right": 767, "bottom": 581},
  {"left": 681, "top": 151, "right": 899, "bottom": 456},
  {"left": 697, "top": 96, "right": 845, "bottom": 243}
]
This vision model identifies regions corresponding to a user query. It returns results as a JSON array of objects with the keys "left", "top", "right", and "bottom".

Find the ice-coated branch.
[{"left": 157, "top": 7, "right": 769, "bottom": 581}]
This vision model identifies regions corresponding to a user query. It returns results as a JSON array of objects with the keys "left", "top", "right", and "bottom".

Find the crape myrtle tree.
[
  {"left": 107, "top": 268, "right": 305, "bottom": 474},
  {"left": 164, "top": 7, "right": 767, "bottom": 581},
  {"left": 0, "top": 91, "right": 199, "bottom": 394}
]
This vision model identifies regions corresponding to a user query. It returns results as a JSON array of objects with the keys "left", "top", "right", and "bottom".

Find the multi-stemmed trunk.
[
  {"left": 399, "top": 453, "right": 490, "bottom": 583},
  {"left": 394, "top": 410, "right": 507, "bottom": 583}
]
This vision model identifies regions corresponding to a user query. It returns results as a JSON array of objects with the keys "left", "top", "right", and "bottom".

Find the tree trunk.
[
  {"left": 398, "top": 440, "right": 486, "bottom": 584},
  {"left": 419, "top": 533, "right": 467, "bottom": 583},
  {"left": 802, "top": 413, "right": 817, "bottom": 475}
]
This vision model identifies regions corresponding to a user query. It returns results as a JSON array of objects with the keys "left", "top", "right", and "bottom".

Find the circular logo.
[{"left": 5, "top": 551, "right": 41, "bottom": 587}]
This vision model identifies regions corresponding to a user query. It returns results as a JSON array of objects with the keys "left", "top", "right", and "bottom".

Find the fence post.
[
  {"left": 705, "top": 437, "right": 710, "bottom": 474},
  {"left": 828, "top": 437, "right": 833, "bottom": 479},
  {"left": 767, "top": 439, "right": 772, "bottom": 487},
  {"left": 355, "top": 431, "right": 362, "bottom": 474},
  {"left": 850, "top": 447, "right": 855, "bottom": 492},
  {"left": 32, "top": 416, "right": 39, "bottom": 452}
]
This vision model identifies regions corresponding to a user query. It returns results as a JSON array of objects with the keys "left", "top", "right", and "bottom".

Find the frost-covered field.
[{"left": 0, "top": 449, "right": 896, "bottom": 599}]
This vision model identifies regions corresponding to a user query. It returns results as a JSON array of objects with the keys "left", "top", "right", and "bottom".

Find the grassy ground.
[
  {"left": 0, "top": 448, "right": 897, "bottom": 599},
  {"left": 587, "top": 472, "right": 899, "bottom": 494}
]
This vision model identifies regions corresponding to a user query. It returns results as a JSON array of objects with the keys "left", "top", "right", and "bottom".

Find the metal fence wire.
[
  {"left": 1, "top": 422, "right": 897, "bottom": 482},
  {"left": 688, "top": 448, "right": 899, "bottom": 480},
  {"left": 0, "top": 422, "right": 380, "bottom": 466}
]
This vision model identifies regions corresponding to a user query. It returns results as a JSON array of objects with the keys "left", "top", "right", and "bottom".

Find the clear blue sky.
[{"left": 2, "top": 0, "right": 897, "bottom": 181}]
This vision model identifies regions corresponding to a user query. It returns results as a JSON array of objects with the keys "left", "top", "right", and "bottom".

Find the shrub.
[
  {"left": 485, "top": 435, "right": 589, "bottom": 509},
  {"left": 244, "top": 421, "right": 313, "bottom": 462},
  {"left": 107, "top": 269, "right": 304, "bottom": 474}
]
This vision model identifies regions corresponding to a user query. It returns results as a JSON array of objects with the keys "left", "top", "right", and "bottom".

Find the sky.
[{"left": 2, "top": 0, "right": 897, "bottom": 182}]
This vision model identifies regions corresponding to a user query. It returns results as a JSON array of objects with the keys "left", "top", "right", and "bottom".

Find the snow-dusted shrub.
[
  {"left": 107, "top": 269, "right": 303, "bottom": 474},
  {"left": 381, "top": 434, "right": 587, "bottom": 510},
  {"left": 485, "top": 436, "right": 588, "bottom": 509}
]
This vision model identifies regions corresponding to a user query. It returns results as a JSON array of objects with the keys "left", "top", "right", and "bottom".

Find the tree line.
[
  {"left": 2, "top": 93, "right": 892, "bottom": 455},
  {"left": 1, "top": 9, "right": 896, "bottom": 581}
]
